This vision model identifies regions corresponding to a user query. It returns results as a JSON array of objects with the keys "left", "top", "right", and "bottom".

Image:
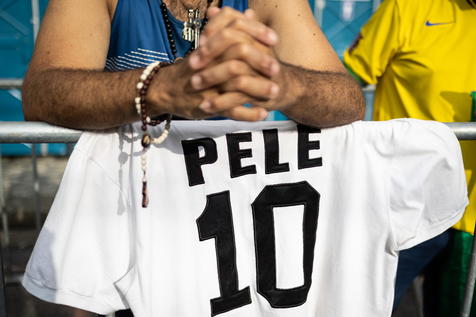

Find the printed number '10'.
[{"left": 196, "top": 181, "right": 320, "bottom": 316}]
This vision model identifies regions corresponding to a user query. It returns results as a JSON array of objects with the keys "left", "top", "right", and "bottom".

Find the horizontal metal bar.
[
  {"left": 445, "top": 122, "right": 476, "bottom": 140},
  {"left": 0, "top": 121, "right": 475, "bottom": 143},
  {"left": 0, "top": 79, "right": 23, "bottom": 90},
  {"left": 0, "top": 122, "right": 82, "bottom": 143},
  {"left": 4, "top": 273, "right": 23, "bottom": 285}
]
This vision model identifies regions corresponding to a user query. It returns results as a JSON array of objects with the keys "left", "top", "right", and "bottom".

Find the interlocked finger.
[
  {"left": 199, "top": 91, "right": 250, "bottom": 113},
  {"left": 203, "top": 7, "right": 278, "bottom": 47},
  {"left": 220, "top": 42, "right": 279, "bottom": 77},
  {"left": 191, "top": 60, "right": 255, "bottom": 90},
  {"left": 221, "top": 104, "right": 269, "bottom": 122},
  {"left": 220, "top": 75, "right": 280, "bottom": 100},
  {"left": 189, "top": 8, "right": 279, "bottom": 70},
  {"left": 192, "top": 28, "right": 253, "bottom": 69}
]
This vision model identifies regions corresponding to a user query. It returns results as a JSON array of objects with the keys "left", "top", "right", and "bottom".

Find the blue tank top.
[{"left": 106, "top": 0, "right": 248, "bottom": 71}]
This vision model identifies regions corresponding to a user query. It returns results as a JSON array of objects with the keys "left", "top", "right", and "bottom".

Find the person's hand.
[
  {"left": 188, "top": 8, "right": 285, "bottom": 118},
  {"left": 147, "top": 55, "right": 270, "bottom": 121},
  {"left": 146, "top": 58, "right": 219, "bottom": 120}
]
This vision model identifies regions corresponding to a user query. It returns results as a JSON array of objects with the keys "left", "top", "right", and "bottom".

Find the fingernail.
[
  {"left": 199, "top": 100, "right": 212, "bottom": 112},
  {"left": 191, "top": 75, "right": 202, "bottom": 89},
  {"left": 268, "top": 31, "right": 278, "bottom": 44},
  {"left": 259, "top": 109, "right": 269, "bottom": 120},
  {"left": 189, "top": 54, "right": 200, "bottom": 68},
  {"left": 270, "top": 84, "right": 280, "bottom": 98}
]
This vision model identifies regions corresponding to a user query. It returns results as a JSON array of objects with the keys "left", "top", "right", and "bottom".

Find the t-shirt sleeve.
[
  {"left": 22, "top": 132, "right": 133, "bottom": 314},
  {"left": 388, "top": 119, "right": 468, "bottom": 251},
  {"left": 343, "top": 0, "right": 402, "bottom": 85}
]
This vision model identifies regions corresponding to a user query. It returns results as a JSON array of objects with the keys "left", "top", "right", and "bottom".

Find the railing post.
[
  {"left": 0, "top": 149, "right": 6, "bottom": 317},
  {"left": 31, "top": 145, "right": 42, "bottom": 233},
  {"left": 461, "top": 224, "right": 476, "bottom": 317},
  {"left": 0, "top": 150, "right": 7, "bottom": 248},
  {"left": 0, "top": 245, "right": 7, "bottom": 317}
]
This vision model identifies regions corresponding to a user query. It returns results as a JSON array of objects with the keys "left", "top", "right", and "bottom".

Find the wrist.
[
  {"left": 272, "top": 63, "right": 295, "bottom": 112},
  {"left": 146, "top": 62, "right": 175, "bottom": 116}
]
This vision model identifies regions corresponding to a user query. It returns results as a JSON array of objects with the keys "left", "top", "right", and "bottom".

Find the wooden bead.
[
  {"left": 142, "top": 133, "right": 152, "bottom": 148},
  {"left": 142, "top": 181, "right": 149, "bottom": 208}
]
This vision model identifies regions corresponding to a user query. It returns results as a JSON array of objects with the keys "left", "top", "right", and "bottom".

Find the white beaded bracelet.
[{"left": 135, "top": 61, "right": 173, "bottom": 208}]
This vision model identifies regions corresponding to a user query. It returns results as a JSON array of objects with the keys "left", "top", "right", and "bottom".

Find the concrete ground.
[{"left": 0, "top": 156, "right": 420, "bottom": 317}]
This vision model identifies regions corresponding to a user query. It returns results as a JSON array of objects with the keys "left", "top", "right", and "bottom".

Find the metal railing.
[
  {"left": 0, "top": 80, "right": 22, "bottom": 90},
  {"left": 0, "top": 121, "right": 475, "bottom": 317},
  {"left": 0, "top": 121, "right": 475, "bottom": 142}
]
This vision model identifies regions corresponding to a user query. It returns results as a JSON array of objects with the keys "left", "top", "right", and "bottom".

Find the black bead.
[{"left": 160, "top": 3, "right": 166, "bottom": 8}]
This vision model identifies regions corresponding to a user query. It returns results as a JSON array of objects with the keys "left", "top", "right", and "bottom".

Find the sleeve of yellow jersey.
[{"left": 343, "top": 0, "right": 402, "bottom": 85}]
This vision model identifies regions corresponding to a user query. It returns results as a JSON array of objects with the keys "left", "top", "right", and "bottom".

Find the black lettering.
[
  {"left": 226, "top": 132, "right": 257, "bottom": 178},
  {"left": 182, "top": 138, "right": 218, "bottom": 186},
  {"left": 252, "top": 182, "right": 320, "bottom": 308},
  {"left": 197, "top": 191, "right": 252, "bottom": 316},
  {"left": 263, "top": 129, "right": 290, "bottom": 174},
  {"left": 297, "top": 125, "right": 322, "bottom": 169}
]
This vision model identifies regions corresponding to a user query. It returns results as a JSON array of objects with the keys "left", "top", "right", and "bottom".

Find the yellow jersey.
[{"left": 343, "top": 0, "right": 476, "bottom": 234}]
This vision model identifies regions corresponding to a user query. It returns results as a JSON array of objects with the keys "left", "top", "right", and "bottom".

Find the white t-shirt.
[{"left": 23, "top": 119, "right": 468, "bottom": 317}]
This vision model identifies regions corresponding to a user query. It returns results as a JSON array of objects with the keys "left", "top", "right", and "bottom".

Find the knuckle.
[
  {"left": 231, "top": 18, "right": 246, "bottom": 29},
  {"left": 222, "top": 7, "right": 235, "bottom": 15},
  {"left": 199, "top": 71, "right": 212, "bottom": 84},
  {"left": 228, "top": 60, "right": 243, "bottom": 75},
  {"left": 207, "top": 99, "right": 218, "bottom": 111},
  {"left": 237, "top": 43, "right": 252, "bottom": 56},
  {"left": 220, "top": 28, "right": 234, "bottom": 41},
  {"left": 233, "top": 76, "right": 247, "bottom": 90}
]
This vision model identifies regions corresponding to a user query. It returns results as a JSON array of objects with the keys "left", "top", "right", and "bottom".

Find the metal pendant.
[
  {"left": 182, "top": 9, "right": 195, "bottom": 43},
  {"left": 193, "top": 9, "right": 202, "bottom": 49}
]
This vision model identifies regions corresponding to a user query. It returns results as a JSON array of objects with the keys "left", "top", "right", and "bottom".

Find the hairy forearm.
[
  {"left": 22, "top": 68, "right": 144, "bottom": 129},
  {"left": 278, "top": 62, "right": 365, "bottom": 128}
]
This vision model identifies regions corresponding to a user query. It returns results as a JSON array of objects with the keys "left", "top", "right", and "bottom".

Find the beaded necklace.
[
  {"left": 160, "top": 0, "right": 221, "bottom": 60},
  {"left": 138, "top": 0, "right": 223, "bottom": 207}
]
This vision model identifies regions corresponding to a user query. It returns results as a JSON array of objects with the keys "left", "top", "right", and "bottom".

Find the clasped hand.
[{"left": 157, "top": 7, "right": 284, "bottom": 121}]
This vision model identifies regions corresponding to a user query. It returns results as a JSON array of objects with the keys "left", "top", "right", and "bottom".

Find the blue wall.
[
  {"left": 321, "top": 0, "right": 374, "bottom": 57},
  {"left": 0, "top": 0, "right": 63, "bottom": 155}
]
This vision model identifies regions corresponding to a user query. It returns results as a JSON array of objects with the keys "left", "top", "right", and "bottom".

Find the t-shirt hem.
[
  {"left": 22, "top": 274, "right": 116, "bottom": 314},
  {"left": 398, "top": 202, "right": 468, "bottom": 250}
]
